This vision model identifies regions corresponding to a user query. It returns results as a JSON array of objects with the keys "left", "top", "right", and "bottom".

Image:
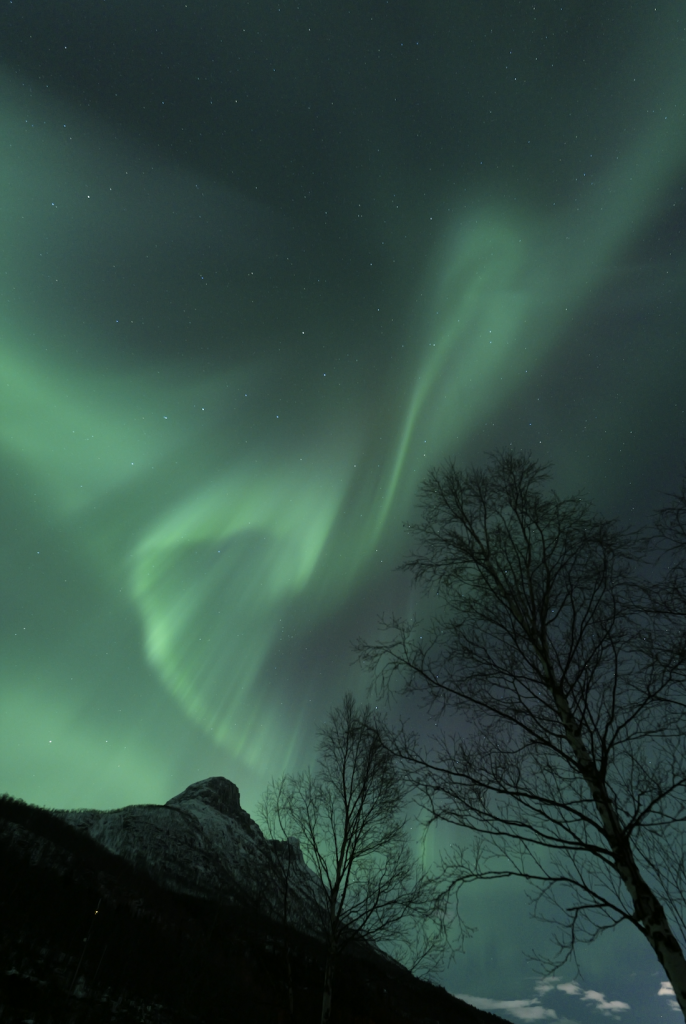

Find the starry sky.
[{"left": 1, "top": 2, "right": 685, "bottom": 1021}]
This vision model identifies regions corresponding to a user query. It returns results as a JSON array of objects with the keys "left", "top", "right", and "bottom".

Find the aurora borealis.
[{"left": 1, "top": 2, "right": 686, "bottom": 1020}]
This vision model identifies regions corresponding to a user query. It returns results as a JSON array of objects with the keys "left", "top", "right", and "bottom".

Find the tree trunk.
[
  {"left": 320, "top": 955, "right": 334, "bottom": 1024},
  {"left": 548, "top": 678, "right": 686, "bottom": 1021},
  {"left": 628, "top": 879, "right": 686, "bottom": 1021}
]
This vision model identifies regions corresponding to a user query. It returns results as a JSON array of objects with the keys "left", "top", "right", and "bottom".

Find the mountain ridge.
[
  {"left": 0, "top": 779, "right": 510, "bottom": 1024},
  {"left": 55, "top": 776, "right": 322, "bottom": 934}
]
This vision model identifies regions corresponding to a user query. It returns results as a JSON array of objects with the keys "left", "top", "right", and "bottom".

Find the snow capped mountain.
[{"left": 56, "top": 777, "right": 321, "bottom": 931}]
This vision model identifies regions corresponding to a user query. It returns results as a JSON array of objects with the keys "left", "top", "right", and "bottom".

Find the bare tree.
[
  {"left": 357, "top": 450, "right": 686, "bottom": 1020},
  {"left": 259, "top": 694, "right": 455, "bottom": 1024},
  {"left": 651, "top": 474, "right": 686, "bottom": 630}
]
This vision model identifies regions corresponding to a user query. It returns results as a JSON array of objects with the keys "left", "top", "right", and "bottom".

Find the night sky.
[{"left": 1, "top": 2, "right": 685, "bottom": 1020}]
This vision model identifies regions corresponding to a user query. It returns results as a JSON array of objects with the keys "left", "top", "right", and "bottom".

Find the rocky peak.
[
  {"left": 56, "top": 777, "right": 319, "bottom": 931},
  {"left": 167, "top": 776, "right": 241, "bottom": 816},
  {"left": 166, "top": 777, "right": 257, "bottom": 833}
]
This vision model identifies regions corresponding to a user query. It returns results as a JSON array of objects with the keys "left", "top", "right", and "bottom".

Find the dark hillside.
[{"left": 0, "top": 795, "right": 507, "bottom": 1024}]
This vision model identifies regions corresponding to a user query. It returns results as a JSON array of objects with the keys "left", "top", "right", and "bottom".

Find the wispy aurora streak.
[{"left": 1, "top": 19, "right": 685, "bottom": 782}]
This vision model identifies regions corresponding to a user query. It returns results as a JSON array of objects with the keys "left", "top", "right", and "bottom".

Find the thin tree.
[
  {"left": 651, "top": 473, "right": 686, "bottom": 633},
  {"left": 259, "top": 694, "right": 454, "bottom": 1024},
  {"left": 357, "top": 450, "right": 686, "bottom": 1020}
]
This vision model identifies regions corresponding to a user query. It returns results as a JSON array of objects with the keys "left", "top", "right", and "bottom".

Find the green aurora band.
[{"left": 1, "top": 14, "right": 686, "bottom": 808}]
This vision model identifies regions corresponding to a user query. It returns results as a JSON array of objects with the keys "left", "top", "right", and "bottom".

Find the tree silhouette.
[
  {"left": 357, "top": 450, "right": 686, "bottom": 1020},
  {"left": 259, "top": 694, "right": 454, "bottom": 1024}
]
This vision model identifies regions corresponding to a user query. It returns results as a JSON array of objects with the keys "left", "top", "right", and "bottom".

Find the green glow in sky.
[
  {"left": 2, "top": 4, "right": 686, "bottom": 1018},
  {"left": 2, "top": 15, "right": 686, "bottom": 808},
  {"left": 131, "top": 462, "right": 349, "bottom": 762}
]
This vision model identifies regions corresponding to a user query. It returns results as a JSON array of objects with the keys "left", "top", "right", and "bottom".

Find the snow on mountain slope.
[{"left": 56, "top": 777, "right": 322, "bottom": 932}]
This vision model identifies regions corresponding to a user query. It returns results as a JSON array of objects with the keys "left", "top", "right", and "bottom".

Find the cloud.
[
  {"left": 455, "top": 994, "right": 558, "bottom": 1021},
  {"left": 456, "top": 974, "right": 631, "bottom": 1023},
  {"left": 542, "top": 978, "right": 629, "bottom": 1018},
  {"left": 658, "top": 979, "right": 681, "bottom": 1013},
  {"left": 534, "top": 979, "right": 559, "bottom": 997}
]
